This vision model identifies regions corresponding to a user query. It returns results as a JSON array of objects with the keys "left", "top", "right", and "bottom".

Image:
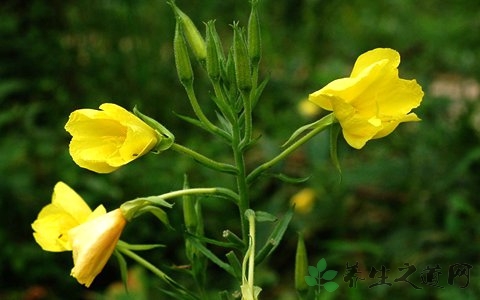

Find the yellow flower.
[
  {"left": 32, "top": 182, "right": 106, "bottom": 252},
  {"left": 309, "top": 48, "right": 424, "bottom": 149},
  {"left": 69, "top": 208, "right": 127, "bottom": 287},
  {"left": 290, "top": 188, "right": 316, "bottom": 214},
  {"left": 65, "top": 103, "right": 159, "bottom": 173}
]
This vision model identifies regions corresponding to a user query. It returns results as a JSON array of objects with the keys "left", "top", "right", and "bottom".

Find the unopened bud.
[
  {"left": 205, "top": 21, "right": 221, "bottom": 80},
  {"left": 171, "top": 3, "right": 207, "bottom": 61},
  {"left": 295, "top": 233, "right": 309, "bottom": 291},
  {"left": 232, "top": 23, "right": 252, "bottom": 92},
  {"left": 247, "top": 0, "right": 261, "bottom": 65},
  {"left": 173, "top": 22, "right": 194, "bottom": 85}
]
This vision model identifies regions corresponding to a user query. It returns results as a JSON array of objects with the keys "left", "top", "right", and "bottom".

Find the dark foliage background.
[{"left": 1, "top": 0, "right": 479, "bottom": 299}]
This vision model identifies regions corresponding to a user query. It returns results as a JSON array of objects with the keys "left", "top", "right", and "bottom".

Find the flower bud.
[
  {"left": 171, "top": 3, "right": 207, "bottom": 62},
  {"left": 247, "top": 0, "right": 261, "bottom": 65},
  {"left": 205, "top": 21, "right": 221, "bottom": 81},
  {"left": 232, "top": 23, "right": 252, "bottom": 92},
  {"left": 174, "top": 22, "right": 194, "bottom": 85},
  {"left": 295, "top": 233, "right": 309, "bottom": 291}
]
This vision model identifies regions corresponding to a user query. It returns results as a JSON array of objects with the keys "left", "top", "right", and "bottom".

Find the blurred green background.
[{"left": 1, "top": 0, "right": 480, "bottom": 299}]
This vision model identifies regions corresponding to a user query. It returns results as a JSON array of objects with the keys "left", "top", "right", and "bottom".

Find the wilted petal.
[{"left": 69, "top": 209, "right": 127, "bottom": 288}]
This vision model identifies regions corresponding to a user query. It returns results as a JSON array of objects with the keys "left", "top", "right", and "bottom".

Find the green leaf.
[
  {"left": 308, "top": 266, "right": 319, "bottom": 278},
  {"left": 255, "top": 206, "right": 294, "bottom": 264},
  {"left": 225, "top": 251, "right": 242, "bottom": 280},
  {"left": 172, "top": 111, "right": 207, "bottom": 131},
  {"left": 304, "top": 276, "right": 318, "bottom": 287},
  {"left": 251, "top": 76, "right": 269, "bottom": 108},
  {"left": 322, "top": 270, "right": 338, "bottom": 280},
  {"left": 316, "top": 258, "right": 327, "bottom": 272},
  {"left": 324, "top": 281, "right": 339, "bottom": 292},
  {"left": 186, "top": 236, "right": 236, "bottom": 277},
  {"left": 254, "top": 211, "right": 278, "bottom": 222}
]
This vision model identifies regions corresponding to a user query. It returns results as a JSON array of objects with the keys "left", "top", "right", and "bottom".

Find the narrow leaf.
[
  {"left": 254, "top": 211, "right": 278, "bottom": 222},
  {"left": 255, "top": 206, "right": 294, "bottom": 264},
  {"left": 187, "top": 236, "right": 236, "bottom": 277}
]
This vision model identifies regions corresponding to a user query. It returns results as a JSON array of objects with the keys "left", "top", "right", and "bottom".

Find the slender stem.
[
  {"left": 171, "top": 143, "right": 238, "bottom": 174},
  {"left": 247, "top": 211, "right": 256, "bottom": 290},
  {"left": 184, "top": 83, "right": 230, "bottom": 141},
  {"left": 211, "top": 80, "right": 235, "bottom": 123},
  {"left": 241, "top": 90, "right": 252, "bottom": 145},
  {"left": 231, "top": 117, "right": 249, "bottom": 241},
  {"left": 246, "top": 114, "right": 334, "bottom": 184}
]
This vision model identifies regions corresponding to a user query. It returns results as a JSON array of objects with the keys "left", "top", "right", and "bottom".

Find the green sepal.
[
  {"left": 121, "top": 197, "right": 173, "bottom": 222},
  {"left": 254, "top": 211, "right": 278, "bottom": 222},
  {"left": 282, "top": 113, "right": 335, "bottom": 147},
  {"left": 113, "top": 249, "right": 129, "bottom": 292},
  {"left": 133, "top": 106, "right": 175, "bottom": 152},
  {"left": 330, "top": 122, "right": 342, "bottom": 177},
  {"left": 254, "top": 206, "right": 294, "bottom": 265},
  {"left": 117, "top": 240, "right": 165, "bottom": 251},
  {"left": 271, "top": 173, "right": 311, "bottom": 184}
]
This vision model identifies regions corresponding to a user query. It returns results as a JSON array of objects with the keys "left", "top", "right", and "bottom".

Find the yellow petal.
[
  {"left": 69, "top": 209, "right": 126, "bottom": 287},
  {"left": 351, "top": 48, "right": 400, "bottom": 78}
]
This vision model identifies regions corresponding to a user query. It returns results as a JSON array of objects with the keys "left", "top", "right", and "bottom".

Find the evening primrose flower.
[
  {"left": 65, "top": 103, "right": 160, "bottom": 173},
  {"left": 69, "top": 208, "right": 127, "bottom": 287},
  {"left": 32, "top": 182, "right": 106, "bottom": 252},
  {"left": 32, "top": 182, "right": 128, "bottom": 287},
  {"left": 309, "top": 48, "right": 424, "bottom": 149}
]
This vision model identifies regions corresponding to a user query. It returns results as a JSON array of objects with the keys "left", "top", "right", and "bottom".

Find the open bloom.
[
  {"left": 65, "top": 103, "right": 159, "bottom": 173},
  {"left": 69, "top": 208, "right": 127, "bottom": 287},
  {"left": 309, "top": 48, "right": 424, "bottom": 149},
  {"left": 32, "top": 182, "right": 106, "bottom": 252}
]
